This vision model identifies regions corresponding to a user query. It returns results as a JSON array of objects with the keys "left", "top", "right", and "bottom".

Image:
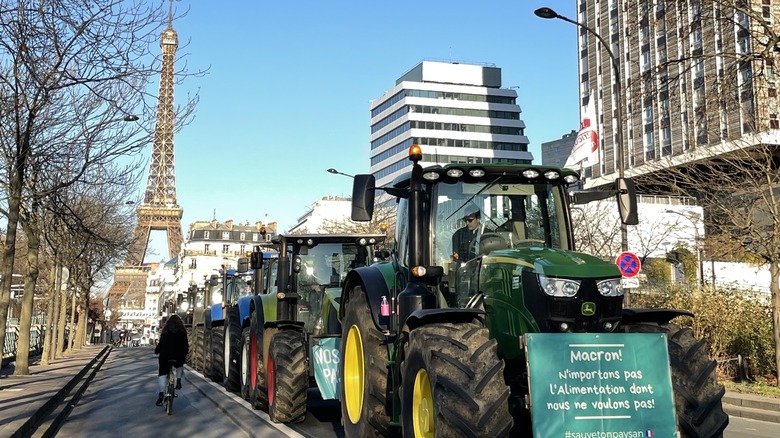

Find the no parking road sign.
[{"left": 616, "top": 252, "right": 641, "bottom": 277}]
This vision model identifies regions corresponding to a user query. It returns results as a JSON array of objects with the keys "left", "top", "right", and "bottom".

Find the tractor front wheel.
[
  {"left": 624, "top": 322, "right": 729, "bottom": 437},
  {"left": 250, "top": 310, "right": 268, "bottom": 410},
  {"left": 340, "top": 286, "right": 390, "bottom": 437},
  {"left": 241, "top": 327, "right": 251, "bottom": 400},
  {"left": 400, "top": 322, "right": 513, "bottom": 438},
  {"left": 267, "top": 329, "right": 307, "bottom": 423},
  {"left": 223, "top": 308, "right": 243, "bottom": 392}
]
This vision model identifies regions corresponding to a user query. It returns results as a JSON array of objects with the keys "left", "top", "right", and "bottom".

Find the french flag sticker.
[{"left": 645, "top": 431, "right": 654, "bottom": 437}]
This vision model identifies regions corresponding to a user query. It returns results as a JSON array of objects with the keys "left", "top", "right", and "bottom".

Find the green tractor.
[
  {"left": 247, "top": 233, "right": 386, "bottom": 423},
  {"left": 340, "top": 145, "right": 728, "bottom": 437}
]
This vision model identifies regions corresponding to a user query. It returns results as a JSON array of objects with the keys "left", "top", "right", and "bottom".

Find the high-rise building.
[
  {"left": 369, "top": 61, "right": 533, "bottom": 187},
  {"left": 576, "top": 0, "right": 779, "bottom": 189}
]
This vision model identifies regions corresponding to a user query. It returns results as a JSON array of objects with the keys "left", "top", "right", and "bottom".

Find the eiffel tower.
[{"left": 108, "top": 2, "right": 183, "bottom": 312}]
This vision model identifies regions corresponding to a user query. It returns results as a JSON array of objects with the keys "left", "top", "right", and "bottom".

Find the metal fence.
[{"left": 2, "top": 325, "right": 45, "bottom": 364}]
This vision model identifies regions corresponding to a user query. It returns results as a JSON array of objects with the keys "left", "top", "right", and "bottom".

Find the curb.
[{"left": 723, "top": 391, "right": 780, "bottom": 424}]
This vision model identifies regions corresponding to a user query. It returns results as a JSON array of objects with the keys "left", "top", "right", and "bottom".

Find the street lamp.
[
  {"left": 535, "top": 6, "right": 628, "bottom": 253},
  {"left": 327, "top": 168, "right": 354, "bottom": 178}
]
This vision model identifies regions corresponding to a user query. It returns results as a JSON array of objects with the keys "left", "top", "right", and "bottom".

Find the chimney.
[
  {"left": 211, "top": 219, "right": 218, "bottom": 228},
  {"left": 226, "top": 219, "right": 233, "bottom": 229}
]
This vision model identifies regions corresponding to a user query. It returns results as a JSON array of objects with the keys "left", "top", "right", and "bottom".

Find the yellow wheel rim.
[
  {"left": 413, "top": 369, "right": 434, "bottom": 438},
  {"left": 344, "top": 325, "right": 364, "bottom": 424}
]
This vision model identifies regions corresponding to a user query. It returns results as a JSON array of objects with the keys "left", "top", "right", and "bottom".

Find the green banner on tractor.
[
  {"left": 311, "top": 337, "right": 341, "bottom": 400},
  {"left": 525, "top": 333, "right": 677, "bottom": 438}
]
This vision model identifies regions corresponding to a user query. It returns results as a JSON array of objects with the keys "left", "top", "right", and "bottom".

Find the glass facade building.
[{"left": 369, "top": 61, "right": 533, "bottom": 187}]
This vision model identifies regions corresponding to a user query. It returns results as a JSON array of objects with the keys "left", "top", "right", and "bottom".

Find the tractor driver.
[{"left": 452, "top": 206, "right": 481, "bottom": 262}]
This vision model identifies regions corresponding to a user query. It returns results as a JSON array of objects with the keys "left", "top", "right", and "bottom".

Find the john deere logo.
[{"left": 581, "top": 302, "right": 596, "bottom": 316}]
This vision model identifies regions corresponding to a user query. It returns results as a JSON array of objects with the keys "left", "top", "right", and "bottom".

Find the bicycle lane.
[{"left": 57, "top": 345, "right": 288, "bottom": 437}]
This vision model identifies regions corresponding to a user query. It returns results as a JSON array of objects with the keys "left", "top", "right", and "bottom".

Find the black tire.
[
  {"left": 166, "top": 383, "right": 174, "bottom": 415},
  {"left": 624, "top": 323, "right": 729, "bottom": 437},
  {"left": 340, "top": 286, "right": 391, "bottom": 437},
  {"left": 268, "top": 329, "right": 308, "bottom": 423},
  {"left": 241, "top": 327, "right": 251, "bottom": 400},
  {"left": 192, "top": 326, "right": 203, "bottom": 372},
  {"left": 203, "top": 326, "right": 213, "bottom": 379},
  {"left": 400, "top": 322, "right": 512, "bottom": 437},
  {"left": 185, "top": 327, "right": 194, "bottom": 366},
  {"left": 211, "top": 326, "right": 225, "bottom": 383},
  {"left": 223, "top": 308, "right": 242, "bottom": 392},
  {"left": 250, "top": 309, "right": 268, "bottom": 410}
]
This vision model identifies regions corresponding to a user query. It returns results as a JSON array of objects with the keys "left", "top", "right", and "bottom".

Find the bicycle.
[{"left": 163, "top": 360, "right": 178, "bottom": 415}]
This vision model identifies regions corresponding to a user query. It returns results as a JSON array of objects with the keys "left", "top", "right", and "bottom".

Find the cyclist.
[{"left": 154, "top": 314, "right": 189, "bottom": 406}]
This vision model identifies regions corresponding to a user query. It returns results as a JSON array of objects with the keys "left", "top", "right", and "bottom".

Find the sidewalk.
[{"left": 0, "top": 344, "right": 107, "bottom": 438}]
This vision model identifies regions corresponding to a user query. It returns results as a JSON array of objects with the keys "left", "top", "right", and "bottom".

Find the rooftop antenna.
[
  {"left": 167, "top": 0, "right": 174, "bottom": 28},
  {"left": 212, "top": 208, "right": 216, "bottom": 221}
]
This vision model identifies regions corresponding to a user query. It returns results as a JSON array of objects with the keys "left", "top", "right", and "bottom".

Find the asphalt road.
[{"left": 55, "top": 345, "right": 778, "bottom": 437}]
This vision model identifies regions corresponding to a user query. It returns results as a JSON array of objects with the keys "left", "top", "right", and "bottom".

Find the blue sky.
[{"left": 142, "top": 0, "right": 580, "bottom": 262}]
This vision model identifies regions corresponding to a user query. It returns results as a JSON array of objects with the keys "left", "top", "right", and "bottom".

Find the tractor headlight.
[
  {"left": 538, "top": 275, "right": 580, "bottom": 297},
  {"left": 179, "top": 301, "right": 190, "bottom": 312},
  {"left": 597, "top": 279, "right": 623, "bottom": 297}
]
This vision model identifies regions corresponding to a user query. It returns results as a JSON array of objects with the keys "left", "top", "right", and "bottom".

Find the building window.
[
  {"left": 223, "top": 244, "right": 230, "bottom": 253},
  {"left": 240, "top": 245, "right": 245, "bottom": 254},
  {"left": 240, "top": 232, "right": 246, "bottom": 240},
  {"left": 204, "top": 244, "right": 210, "bottom": 252},
  {"left": 189, "top": 259, "right": 197, "bottom": 269},
  {"left": 222, "top": 231, "right": 230, "bottom": 240},
  {"left": 204, "top": 231, "right": 209, "bottom": 239},
  {"left": 252, "top": 233, "right": 258, "bottom": 242}
]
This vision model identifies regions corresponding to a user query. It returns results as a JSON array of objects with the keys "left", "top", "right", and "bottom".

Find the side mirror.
[
  {"left": 351, "top": 174, "right": 375, "bottom": 221},
  {"left": 250, "top": 250, "right": 263, "bottom": 270},
  {"left": 616, "top": 177, "right": 638, "bottom": 225},
  {"left": 237, "top": 257, "right": 249, "bottom": 273}
]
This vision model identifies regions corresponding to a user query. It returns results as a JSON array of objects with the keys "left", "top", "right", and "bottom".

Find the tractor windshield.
[
  {"left": 293, "top": 242, "right": 372, "bottom": 331},
  {"left": 432, "top": 179, "right": 570, "bottom": 271}
]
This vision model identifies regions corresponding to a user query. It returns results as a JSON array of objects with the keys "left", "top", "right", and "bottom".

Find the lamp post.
[
  {"left": 535, "top": 7, "right": 628, "bottom": 253},
  {"left": 327, "top": 168, "right": 354, "bottom": 178}
]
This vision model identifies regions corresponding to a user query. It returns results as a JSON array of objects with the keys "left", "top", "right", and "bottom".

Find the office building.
[
  {"left": 369, "top": 60, "right": 533, "bottom": 187},
  {"left": 576, "top": 0, "right": 779, "bottom": 189}
]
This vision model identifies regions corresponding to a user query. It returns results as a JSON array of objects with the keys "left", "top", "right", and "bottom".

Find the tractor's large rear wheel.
[
  {"left": 268, "top": 329, "right": 307, "bottom": 423},
  {"left": 224, "top": 308, "right": 243, "bottom": 392},
  {"left": 203, "top": 326, "right": 213, "bottom": 379},
  {"left": 193, "top": 326, "right": 204, "bottom": 372},
  {"left": 624, "top": 323, "right": 729, "bottom": 437},
  {"left": 241, "top": 327, "right": 251, "bottom": 400},
  {"left": 250, "top": 310, "right": 268, "bottom": 410},
  {"left": 400, "top": 322, "right": 513, "bottom": 438},
  {"left": 211, "top": 326, "right": 225, "bottom": 383},
  {"left": 340, "top": 286, "right": 390, "bottom": 437}
]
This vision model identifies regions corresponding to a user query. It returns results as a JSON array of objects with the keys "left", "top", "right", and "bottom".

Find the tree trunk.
[
  {"left": 66, "top": 291, "right": 77, "bottom": 354},
  {"left": 14, "top": 229, "right": 41, "bottom": 375},
  {"left": 43, "top": 259, "right": 62, "bottom": 364},
  {"left": 770, "top": 261, "right": 780, "bottom": 386},
  {"left": 0, "top": 180, "right": 24, "bottom": 362},
  {"left": 40, "top": 257, "right": 56, "bottom": 365},
  {"left": 55, "top": 289, "right": 67, "bottom": 359}
]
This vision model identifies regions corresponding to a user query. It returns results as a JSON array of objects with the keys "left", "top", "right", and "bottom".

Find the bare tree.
[
  {"left": 319, "top": 203, "right": 397, "bottom": 244},
  {"left": 621, "top": 0, "right": 780, "bottom": 382},
  {"left": 0, "top": 1, "right": 201, "bottom": 359}
]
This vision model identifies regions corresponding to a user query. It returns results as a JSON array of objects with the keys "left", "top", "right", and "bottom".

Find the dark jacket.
[
  {"left": 452, "top": 226, "right": 480, "bottom": 261},
  {"left": 155, "top": 325, "right": 188, "bottom": 375}
]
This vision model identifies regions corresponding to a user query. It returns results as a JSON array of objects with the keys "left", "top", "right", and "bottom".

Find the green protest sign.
[
  {"left": 525, "top": 333, "right": 677, "bottom": 438},
  {"left": 311, "top": 336, "right": 340, "bottom": 400}
]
